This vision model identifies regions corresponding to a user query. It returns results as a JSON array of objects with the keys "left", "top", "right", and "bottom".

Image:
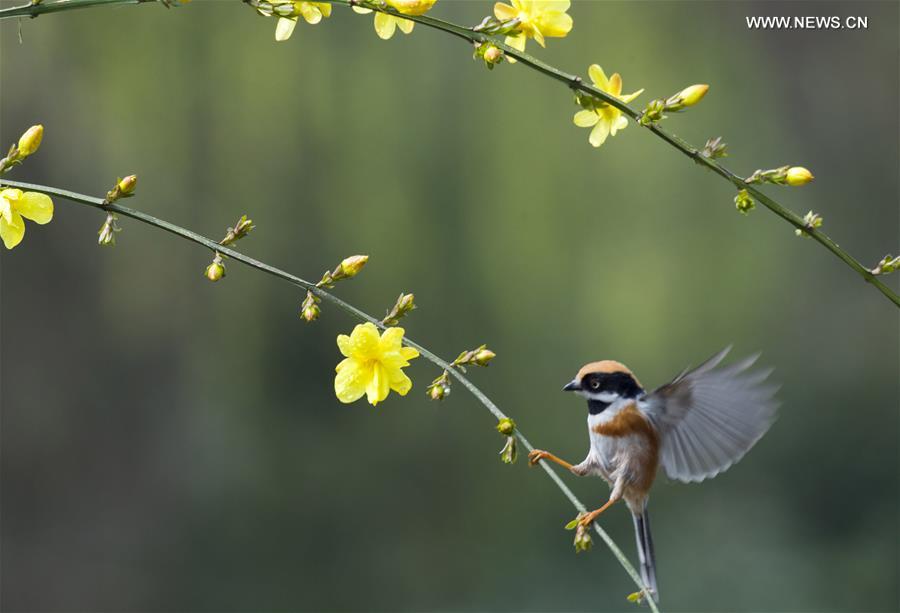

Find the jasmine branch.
[
  {"left": 0, "top": 178, "right": 661, "bottom": 612},
  {"left": 0, "top": 0, "right": 896, "bottom": 307}
]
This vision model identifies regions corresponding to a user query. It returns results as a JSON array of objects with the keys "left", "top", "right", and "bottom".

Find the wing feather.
[{"left": 643, "top": 347, "right": 778, "bottom": 483}]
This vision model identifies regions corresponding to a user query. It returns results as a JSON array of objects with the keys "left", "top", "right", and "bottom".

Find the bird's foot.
[
  {"left": 578, "top": 509, "right": 601, "bottom": 528},
  {"left": 527, "top": 449, "right": 549, "bottom": 466}
]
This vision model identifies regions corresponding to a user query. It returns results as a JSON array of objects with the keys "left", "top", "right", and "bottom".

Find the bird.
[{"left": 527, "top": 347, "right": 778, "bottom": 603}]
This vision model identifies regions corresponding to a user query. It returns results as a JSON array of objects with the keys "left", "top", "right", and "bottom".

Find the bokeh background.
[{"left": 2, "top": 1, "right": 897, "bottom": 611}]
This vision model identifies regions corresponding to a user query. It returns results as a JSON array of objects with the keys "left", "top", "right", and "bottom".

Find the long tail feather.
[{"left": 632, "top": 507, "right": 659, "bottom": 603}]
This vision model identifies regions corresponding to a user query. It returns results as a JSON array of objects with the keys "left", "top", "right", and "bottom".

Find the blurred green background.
[{"left": 1, "top": 1, "right": 897, "bottom": 611}]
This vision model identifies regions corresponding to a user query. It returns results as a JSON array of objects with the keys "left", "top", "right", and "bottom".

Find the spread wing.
[{"left": 641, "top": 347, "right": 778, "bottom": 483}]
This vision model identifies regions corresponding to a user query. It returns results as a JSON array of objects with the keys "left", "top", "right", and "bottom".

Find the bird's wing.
[{"left": 640, "top": 347, "right": 778, "bottom": 483}]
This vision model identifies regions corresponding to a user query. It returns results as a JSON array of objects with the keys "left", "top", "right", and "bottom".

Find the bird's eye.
[{"left": 590, "top": 379, "right": 600, "bottom": 390}]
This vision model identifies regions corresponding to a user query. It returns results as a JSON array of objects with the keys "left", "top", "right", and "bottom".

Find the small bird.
[{"left": 528, "top": 347, "right": 777, "bottom": 603}]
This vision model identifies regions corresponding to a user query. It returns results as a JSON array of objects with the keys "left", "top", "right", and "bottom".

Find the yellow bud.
[
  {"left": 483, "top": 45, "right": 502, "bottom": 64},
  {"left": 17, "top": 125, "right": 43, "bottom": 157},
  {"left": 678, "top": 84, "right": 709, "bottom": 107},
  {"left": 474, "top": 348, "right": 496, "bottom": 366},
  {"left": 496, "top": 417, "right": 516, "bottom": 436},
  {"left": 785, "top": 166, "right": 814, "bottom": 186},
  {"left": 426, "top": 370, "right": 451, "bottom": 400},
  {"left": 117, "top": 174, "right": 138, "bottom": 196},
  {"left": 300, "top": 290, "right": 320, "bottom": 322},
  {"left": 385, "top": 0, "right": 436, "bottom": 16},
  {"left": 205, "top": 257, "right": 226, "bottom": 282},
  {"left": 339, "top": 254, "right": 369, "bottom": 278}
]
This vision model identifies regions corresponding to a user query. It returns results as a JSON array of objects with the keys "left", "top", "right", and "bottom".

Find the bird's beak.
[{"left": 562, "top": 379, "right": 581, "bottom": 392}]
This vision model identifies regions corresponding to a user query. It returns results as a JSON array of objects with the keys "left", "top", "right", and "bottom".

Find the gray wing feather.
[{"left": 643, "top": 347, "right": 778, "bottom": 483}]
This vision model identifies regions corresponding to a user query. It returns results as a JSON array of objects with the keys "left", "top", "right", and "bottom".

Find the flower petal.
[
  {"left": 389, "top": 367, "right": 413, "bottom": 396},
  {"left": 15, "top": 192, "right": 53, "bottom": 225},
  {"left": 374, "top": 12, "right": 397, "bottom": 39},
  {"left": 0, "top": 210, "right": 25, "bottom": 249},
  {"left": 366, "top": 362, "right": 391, "bottom": 405},
  {"left": 608, "top": 73, "right": 622, "bottom": 97},
  {"left": 337, "top": 334, "right": 354, "bottom": 358},
  {"left": 379, "top": 327, "right": 405, "bottom": 352},
  {"left": 318, "top": 2, "right": 332, "bottom": 17},
  {"left": 589, "top": 119, "right": 610, "bottom": 147},
  {"left": 610, "top": 114, "right": 628, "bottom": 135},
  {"left": 400, "top": 346, "right": 419, "bottom": 361},
  {"left": 300, "top": 2, "right": 323, "bottom": 24},
  {"left": 352, "top": 5, "right": 372, "bottom": 13},
  {"left": 335, "top": 358, "right": 371, "bottom": 403},
  {"left": 588, "top": 64, "right": 609, "bottom": 90},
  {"left": 396, "top": 16, "right": 414, "bottom": 34},
  {"left": 573, "top": 109, "right": 600, "bottom": 127},
  {"left": 505, "top": 33, "right": 526, "bottom": 51},
  {"left": 349, "top": 322, "right": 381, "bottom": 358},
  {"left": 275, "top": 17, "right": 298, "bottom": 41},
  {"left": 620, "top": 88, "right": 645, "bottom": 104},
  {"left": 536, "top": 11, "right": 572, "bottom": 37},
  {"left": 494, "top": 1, "right": 516, "bottom": 20}
]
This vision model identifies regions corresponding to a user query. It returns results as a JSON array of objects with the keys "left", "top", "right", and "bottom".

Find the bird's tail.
[{"left": 632, "top": 506, "right": 659, "bottom": 603}]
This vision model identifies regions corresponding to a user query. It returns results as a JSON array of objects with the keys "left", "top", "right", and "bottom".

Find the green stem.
[
  {"left": 0, "top": 0, "right": 154, "bottom": 19},
  {"left": 1, "top": 178, "right": 658, "bottom": 611},
  {"left": 1, "top": 0, "right": 895, "bottom": 307}
]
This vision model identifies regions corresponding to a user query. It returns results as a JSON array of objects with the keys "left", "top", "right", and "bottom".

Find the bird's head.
[{"left": 563, "top": 361, "right": 644, "bottom": 412}]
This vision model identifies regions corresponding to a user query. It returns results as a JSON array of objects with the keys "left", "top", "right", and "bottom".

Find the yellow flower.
[
  {"left": 354, "top": 0, "right": 437, "bottom": 40},
  {"left": 335, "top": 322, "right": 419, "bottom": 405},
  {"left": 0, "top": 188, "right": 53, "bottom": 250},
  {"left": 274, "top": 1, "right": 332, "bottom": 42},
  {"left": 494, "top": 0, "right": 572, "bottom": 53},
  {"left": 573, "top": 65, "right": 644, "bottom": 148}
]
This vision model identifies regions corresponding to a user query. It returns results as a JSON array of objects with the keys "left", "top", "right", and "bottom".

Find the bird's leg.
[
  {"left": 528, "top": 449, "right": 574, "bottom": 471},
  {"left": 579, "top": 481, "right": 624, "bottom": 527}
]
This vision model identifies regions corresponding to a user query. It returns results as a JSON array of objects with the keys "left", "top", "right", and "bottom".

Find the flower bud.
[
  {"left": 385, "top": 0, "right": 436, "bottom": 16},
  {"left": 426, "top": 370, "right": 451, "bottom": 401},
  {"left": 97, "top": 213, "right": 120, "bottom": 247},
  {"left": 117, "top": 174, "right": 137, "bottom": 196},
  {"left": 221, "top": 214, "right": 255, "bottom": 246},
  {"left": 473, "top": 348, "right": 496, "bottom": 366},
  {"left": 105, "top": 173, "right": 138, "bottom": 203},
  {"left": 17, "top": 125, "right": 43, "bottom": 158},
  {"left": 205, "top": 255, "right": 226, "bottom": 281},
  {"left": 574, "top": 523, "right": 593, "bottom": 552},
  {"left": 322, "top": 254, "right": 369, "bottom": 286},
  {"left": 496, "top": 417, "right": 516, "bottom": 436},
  {"left": 675, "top": 84, "right": 708, "bottom": 108},
  {"left": 785, "top": 166, "right": 814, "bottom": 186},
  {"left": 795, "top": 211, "right": 823, "bottom": 237},
  {"left": 382, "top": 292, "right": 416, "bottom": 326},
  {"left": 339, "top": 254, "right": 368, "bottom": 278},
  {"left": 451, "top": 344, "right": 496, "bottom": 369},
  {"left": 700, "top": 136, "right": 727, "bottom": 159},
  {"left": 483, "top": 44, "right": 503, "bottom": 65},
  {"left": 873, "top": 254, "right": 900, "bottom": 275},
  {"left": 499, "top": 436, "right": 517, "bottom": 464},
  {"left": 626, "top": 591, "right": 646, "bottom": 604},
  {"left": 639, "top": 99, "right": 665, "bottom": 125},
  {"left": 300, "top": 290, "right": 321, "bottom": 322},
  {"left": 734, "top": 189, "right": 755, "bottom": 215}
]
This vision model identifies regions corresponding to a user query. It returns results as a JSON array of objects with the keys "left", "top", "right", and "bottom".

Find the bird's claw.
[
  {"left": 527, "top": 449, "right": 548, "bottom": 466},
  {"left": 578, "top": 511, "right": 599, "bottom": 528}
]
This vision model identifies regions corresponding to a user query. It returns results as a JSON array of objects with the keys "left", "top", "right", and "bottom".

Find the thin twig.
[{"left": 1, "top": 178, "right": 659, "bottom": 611}]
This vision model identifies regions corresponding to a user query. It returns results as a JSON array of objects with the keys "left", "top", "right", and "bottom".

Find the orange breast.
[{"left": 593, "top": 403, "right": 660, "bottom": 494}]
